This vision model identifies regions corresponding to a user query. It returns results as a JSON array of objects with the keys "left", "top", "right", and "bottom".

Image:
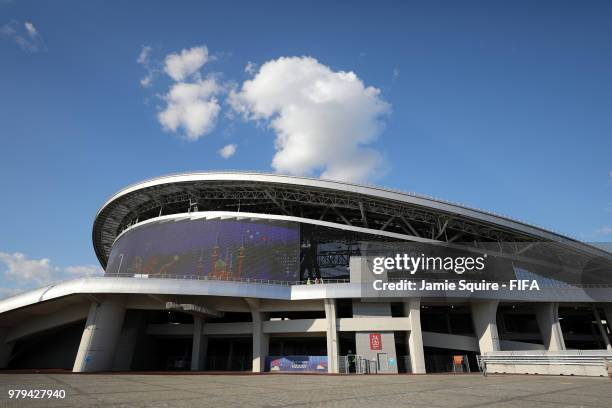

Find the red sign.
[{"left": 369, "top": 333, "right": 382, "bottom": 350}]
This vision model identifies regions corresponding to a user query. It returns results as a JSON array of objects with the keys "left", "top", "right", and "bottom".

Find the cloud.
[
  {"left": 137, "top": 45, "right": 151, "bottom": 65},
  {"left": 140, "top": 75, "right": 153, "bottom": 87},
  {"left": 393, "top": 67, "right": 400, "bottom": 80},
  {"left": 245, "top": 61, "right": 257, "bottom": 76},
  {"left": 229, "top": 56, "right": 391, "bottom": 182},
  {"left": 594, "top": 226, "right": 612, "bottom": 237},
  {"left": 24, "top": 21, "right": 37, "bottom": 38},
  {"left": 218, "top": 143, "right": 237, "bottom": 158},
  {"left": 155, "top": 45, "right": 224, "bottom": 140},
  {"left": 609, "top": 171, "right": 612, "bottom": 179},
  {"left": 136, "top": 45, "right": 156, "bottom": 88},
  {"left": 64, "top": 265, "right": 102, "bottom": 276},
  {"left": 0, "top": 252, "right": 102, "bottom": 299},
  {"left": 1, "top": 20, "right": 43, "bottom": 52},
  {"left": 0, "top": 252, "right": 52, "bottom": 284},
  {"left": 158, "top": 79, "right": 222, "bottom": 140},
  {"left": 164, "top": 46, "right": 209, "bottom": 82}
]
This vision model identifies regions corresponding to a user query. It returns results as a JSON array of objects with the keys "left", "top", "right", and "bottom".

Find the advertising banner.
[{"left": 266, "top": 356, "right": 328, "bottom": 373}]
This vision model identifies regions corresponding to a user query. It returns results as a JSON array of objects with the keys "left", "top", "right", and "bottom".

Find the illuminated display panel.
[{"left": 106, "top": 218, "right": 300, "bottom": 281}]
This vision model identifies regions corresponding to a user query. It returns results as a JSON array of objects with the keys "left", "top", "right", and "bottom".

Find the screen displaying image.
[{"left": 105, "top": 218, "right": 300, "bottom": 281}]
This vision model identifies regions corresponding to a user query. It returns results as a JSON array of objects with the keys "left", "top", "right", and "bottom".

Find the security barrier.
[{"left": 477, "top": 350, "right": 612, "bottom": 377}]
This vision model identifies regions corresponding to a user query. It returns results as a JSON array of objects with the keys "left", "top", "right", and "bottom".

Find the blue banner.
[{"left": 266, "top": 356, "right": 328, "bottom": 373}]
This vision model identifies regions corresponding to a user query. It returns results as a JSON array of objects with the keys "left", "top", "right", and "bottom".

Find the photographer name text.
[{"left": 372, "top": 279, "right": 540, "bottom": 293}]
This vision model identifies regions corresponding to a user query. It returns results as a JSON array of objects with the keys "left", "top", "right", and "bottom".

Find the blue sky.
[{"left": 0, "top": 1, "right": 610, "bottom": 296}]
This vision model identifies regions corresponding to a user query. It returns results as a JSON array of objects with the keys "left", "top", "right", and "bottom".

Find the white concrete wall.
[
  {"left": 6, "top": 303, "right": 90, "bottom": 343},
  {"left": 352, "top": 301, "right": 398, "bottom": 373},
  {"left": 422, "top": 331, "right": 479, "bottom": 352},
  {"left": 338, "top": 317, "right": 411, "bottom": 332}
]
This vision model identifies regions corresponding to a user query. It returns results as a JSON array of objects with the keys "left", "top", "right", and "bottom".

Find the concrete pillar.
[
  {"left": 404, "top": 299, "right": 426, "bottom": 374},
  {"left": 592, "top": 306, "right": 611, "bottom": 351},
  {"left": 471, "top": 301, "right": 500, "bottom": 353},
  {"left": 324, "top": 298, "right": 339, "bottom": 373},
  {"left": 245, "top": 298, "right": 268, "bottom": 373},
  {"left": 112, "top": 310, "right": 146, "bottom": 371},
  {"left": 535, "top": 302, "right": 566, "bottom": 351},
  {"left": 191, "top": 316, "right": 208, "bottom": 370},
  {"left": 0, "top": 328, "right": 15, "bottom": 369},
  {"left": 73, "top": 299, "right": 126, "bottom": 372}
]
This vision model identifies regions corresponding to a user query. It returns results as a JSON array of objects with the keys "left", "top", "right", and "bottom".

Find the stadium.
[{"left": 0, "top": 171, "right": 611, "bottom": 375}]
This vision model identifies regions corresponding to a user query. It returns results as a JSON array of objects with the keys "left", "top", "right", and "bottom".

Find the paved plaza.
[{"left": 0, "top": 372, "right": 610, "bottom": 408}]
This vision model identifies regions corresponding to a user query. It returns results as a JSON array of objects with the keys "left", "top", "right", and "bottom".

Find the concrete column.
[
  {"left": 404, "top": 299, "right": 426, "bottom": 374},
  {"left": 324, "top": 298, "right": 339, "bottom": 373},
  {"left": 535, "top": 302, "right": 566, "bottom": 351},
  {"left": 191, "top": 316, "right": 208, "bottom": 370},
  {"left": 592, "top": 306, "right": 611, "bottom": 351},
  {"left": 471, "top": 301, "right": 500, "bottom": 353},
  {"left": 112, "top": 310, "right": 146, "bottom": 371},
  {"left": 0, "top": 328, "right": 15, "bottom": 369},
  {"left": 245, "top": 298, "right": 268, "bottom": 373},
  {"left": 73, "top": 298, "right": 126, "bottom": 372}
]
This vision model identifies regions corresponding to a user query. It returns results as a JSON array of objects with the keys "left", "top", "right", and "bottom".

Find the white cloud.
[
  {"left": 64, "top": 265, "right": 102, "bottom": 276},
  {"left": 24, "top": 21, "right": 37, "bottom": 38},
  {"left": 218, "top": 143, "right": 237, "bottom": 158},
  {"left": 158, "top": 79, "right": 222, "bottom": 140},
  {"left": 609, "top": 170, "right": 612, "bottom": 179},
  {"left": 229, "top": 56, "right": 390, "bottom": 182},
  {"left": 245, "top": 61, "right": 257, "bottom": 76},
  {"left": 0, "top": 252, "right": 103, "bottom": 299},
  {"left": 140, "top": 75, "right": 153, "bottom": 87},
  {"left": 0, "top": 252, "right": 52, "bottom": 284},
  {"left": 393, "top": 67, "right": 400, "bottom": 79},
  {"left": 1, "top": 20, "right": 43, "bottom": 52},
  {"left": 137, "top": 45, "right": 156, "bottom": 88},
  {"left": 137, "top": 45, "right": 151, "bottom": 65},
  {"left": 164, "top": 46, "right": 209, "bottom": 82}
]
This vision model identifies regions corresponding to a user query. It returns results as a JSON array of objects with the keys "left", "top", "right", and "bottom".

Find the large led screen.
[{"left": 105, "top": 218, "right": 300, "bottom": 281}]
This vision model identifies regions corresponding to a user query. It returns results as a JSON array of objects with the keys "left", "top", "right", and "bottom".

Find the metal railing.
[{"left": 102, "top": 273, "right": 350, "bottom": 286}]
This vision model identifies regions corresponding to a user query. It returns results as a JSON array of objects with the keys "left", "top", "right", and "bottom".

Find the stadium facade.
[{"left": 0, "top": 172, "right": 611, "bottom": 374}]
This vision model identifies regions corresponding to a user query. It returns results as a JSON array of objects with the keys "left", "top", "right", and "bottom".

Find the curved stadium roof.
[{"left": 93, "top": 172, "right": 611, "bottom": 268}]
